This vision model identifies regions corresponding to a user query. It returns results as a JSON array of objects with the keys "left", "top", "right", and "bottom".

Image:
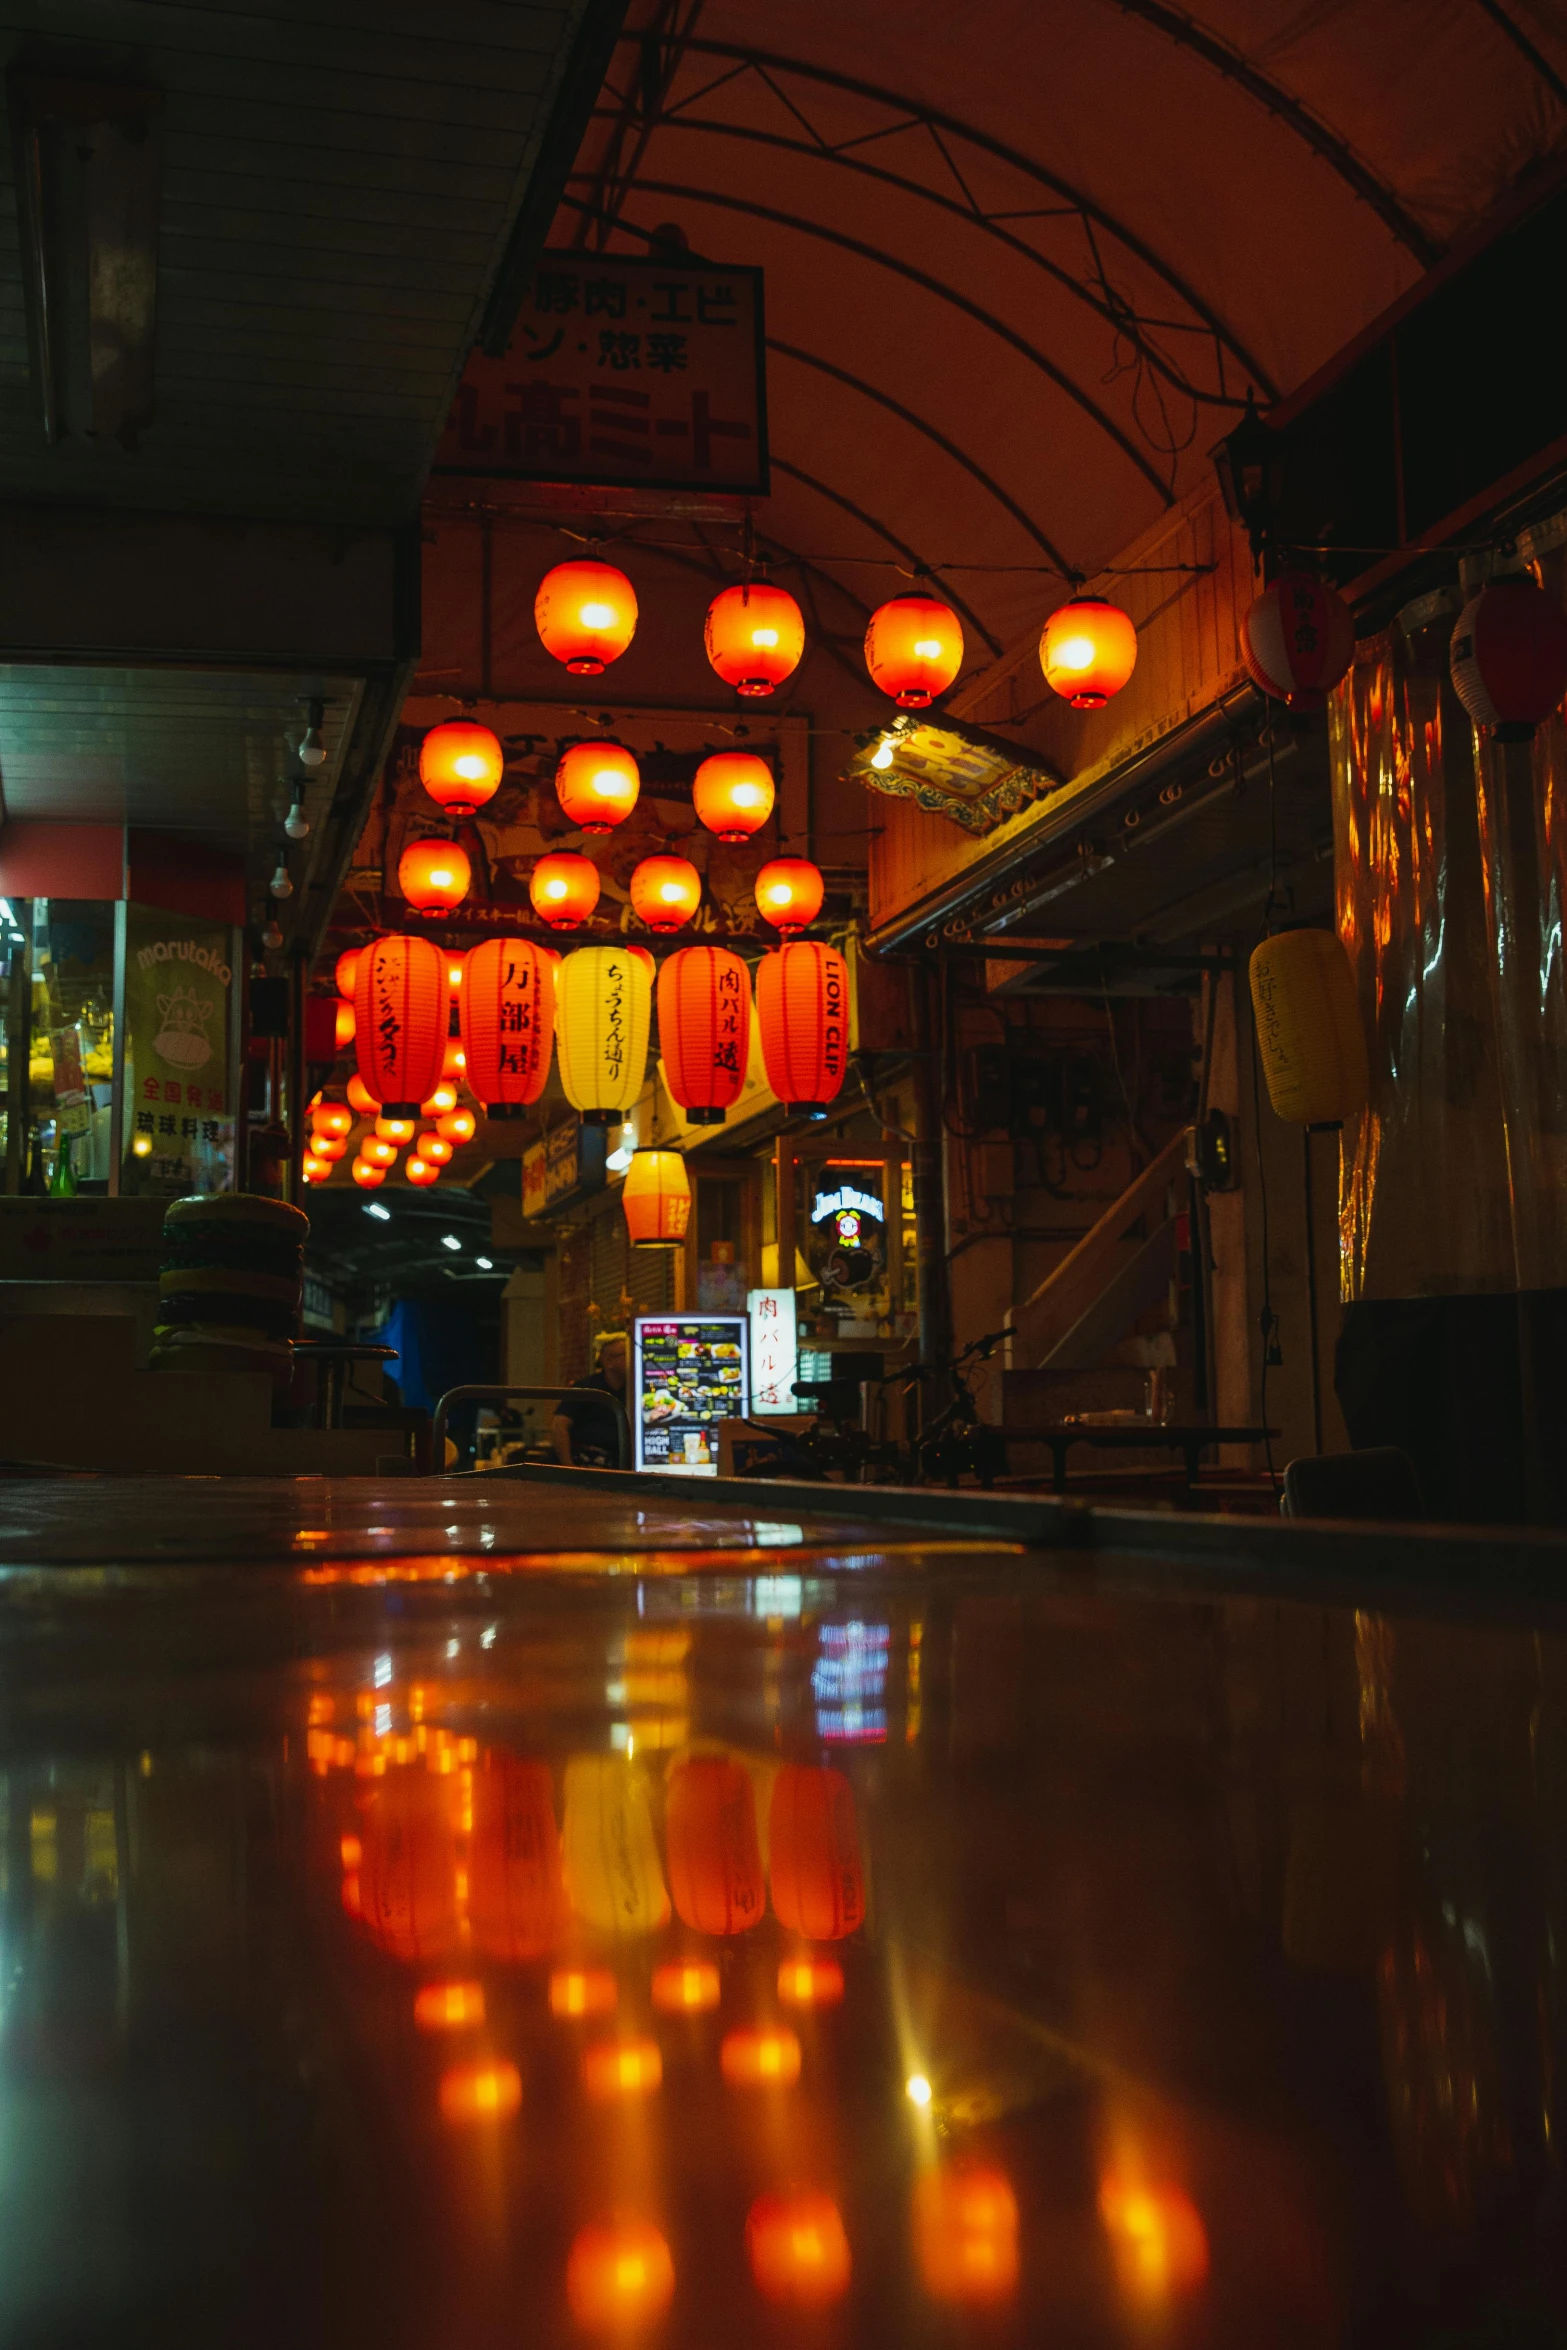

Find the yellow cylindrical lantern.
[
  {"left": 1249, "top": 928, "right": 1368, "bottom": 1125},
  {"left": 621, "top": 1149, "right": 690, "bottom": 1249},
  {"left": 555, "top": 944, "right": 652, "bottom": 1125}
]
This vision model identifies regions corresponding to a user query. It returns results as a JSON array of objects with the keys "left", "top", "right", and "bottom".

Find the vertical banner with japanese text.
[{"left": 122, "top": 904, "right": 236, "bottom": 1196}]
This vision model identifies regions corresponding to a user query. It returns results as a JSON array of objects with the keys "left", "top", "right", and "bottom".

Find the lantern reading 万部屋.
[{"left": 460, "top": 939, "right": 556, "bottom": 1116}]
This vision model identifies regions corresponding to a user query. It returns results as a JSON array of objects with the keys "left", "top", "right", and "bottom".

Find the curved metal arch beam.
[
  {"left": 769, "top": 456, "right": 1002, "bottom": 657},
  {"left": 1471, "top": 0, "right": 1567, "bottom": 106},
  {"left": 622, "top": 34, "right": 1278, "bottom": 393},
  {"left": 564, "top": 177, "right": 1177, "bottom": 504}
]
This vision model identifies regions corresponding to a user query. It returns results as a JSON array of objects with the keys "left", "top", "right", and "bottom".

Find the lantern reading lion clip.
[{"left": 757, "top": 942, "right": 849, "bottom": 1120}]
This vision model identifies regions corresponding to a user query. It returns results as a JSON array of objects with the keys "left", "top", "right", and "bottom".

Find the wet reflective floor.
[{"left": 3, "top": 1482, "right": 1566, "bottom": 2346}]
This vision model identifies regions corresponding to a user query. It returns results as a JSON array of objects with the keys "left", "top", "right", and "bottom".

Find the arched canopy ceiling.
[{"left": 554, "top": 0, "right": 1567, "bottom": 656}]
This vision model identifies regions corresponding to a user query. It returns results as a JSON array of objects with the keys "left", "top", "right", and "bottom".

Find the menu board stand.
[{"left": 633, "top": 1315, "right": 750, "bottom": 1475}]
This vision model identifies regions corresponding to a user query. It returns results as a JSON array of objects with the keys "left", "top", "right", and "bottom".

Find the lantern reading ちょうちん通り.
[
  {"left": 468, "top": 1757, "right": 565, "bottom": 1961},
  {"left": 529, "top": 851, "right": 600, "bottom": 931},
  {"left": 658, "top": 946, "right": 752, "bottom": 1126},
  {"left": 704, "top": 580, "right": 806, "bottom": 697},
  {"left": 629, "top": 855, "right": 702, "bottom": 934},
  {"left": 757, "top": 943, "right": 849, "bottom": 1119},
  {"left": 1450, "top": 572, "right": 1567, "bottom": 740},
  {"left": 620, "top": 1149, "right": 691, "bottom": 1250},
  {"left": 768, "top": 1762, "right": 865, "bottom": 1939},
  {"left": 693, "top": 750, "right": 775, "bottom": 841},
  {"left": 460, "top": 939, "right": 556, "bottom": 1116},
  {"left": 665, "top": 1755, "right": 765, "bottom": 1934},
  {"left": 418, "top": 720, "right": 503, "bottom": 816},
  {"left": 1249, "top": 928, "right": 1368, "bottom": 1126},
  {"left": 1039, "top": 596, "right": 1138, "bottom": 709},
  {"left": 535, "top": 559, "right": 638, "bottom": 675},
  {"left": 555, "top": 946, "right": 652, "bottom": 1125},
  {"left": 334, "top": 948, "right": 359, "bottom": 1000},
  {"left": 754, "top": 857, "right": 823, "bottom": 935},
  {"left": 865, "top": 594, "right": 963, "bottom": 706},
  {"left": 397, "top": 838, "right": 471, "bottom": 913},
  {"left": 555, "top": 740, "right": 640, "bottom": 834},
  {"left": 353, "top": 934, "right": 448, "bottom": 1117},
  {"left": 1241, "top": 572, "right": 1356, "bottom": 712}
]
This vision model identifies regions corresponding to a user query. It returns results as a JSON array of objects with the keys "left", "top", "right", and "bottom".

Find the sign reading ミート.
[{"left": 436, "top": 254, "right": 767, "bottom": 496}]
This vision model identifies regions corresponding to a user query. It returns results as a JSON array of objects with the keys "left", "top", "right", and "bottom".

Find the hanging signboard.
[
  {"left": 435, "top": 252, "right": 768, "bottom": 496},
  {"left": 121, "top": 905, "right": 236, "bottom": 1196},
  {"left": 747, "top": 1286, "right": 797, "bottom": 1415}
]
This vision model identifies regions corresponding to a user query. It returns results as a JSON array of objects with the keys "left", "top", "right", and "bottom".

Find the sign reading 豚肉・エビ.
[
  {"left": 122, "top": 905, "right": 235, "bottom": 1194},
  {"left": 436, "top": 253, "right": 767, "bottom": 496}
]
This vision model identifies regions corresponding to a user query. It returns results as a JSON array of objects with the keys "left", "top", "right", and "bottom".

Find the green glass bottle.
[{"left": 48, "top": 1131, "right": 76, "bottom": 1197}]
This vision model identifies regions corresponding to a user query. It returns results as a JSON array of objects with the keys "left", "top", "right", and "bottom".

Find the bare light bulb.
[
  {"left": 298, "top": 725, "right": 326, "bottom": 769},
  {"left": 284, "top": 801, "right": 310, "bottom": 841},
  {"left": 270, "top": 861, "right": 293, "bottom": 899}
]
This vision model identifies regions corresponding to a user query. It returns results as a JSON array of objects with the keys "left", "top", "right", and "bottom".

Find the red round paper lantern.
[
  {"left": 404, "top": 1155, "right": 439, "bottom": 1186},
  {"left": 555, "top": 740, "right": 640, "bottom": 834},
  {"left": 768, "top": 1762, "right": 865, "bottom": 1939},
  {"left": 347, "top": 1073, "right": 380, "bottom": 1115},
  {"left": 351, "top": 1158, "right": 386, "bottom": 1188},
  {"left": 1450, "top": 573, "right": 1567, "bottom": 742},
  {"left": 398, "top": 837, "right": 471, "bottom": 913},
  {"left": 313, "top": 1101, "right": 353, "bottom": 1141},
  {"left": 658, "top": 945, "right": 752, "bottom": 1126},
  {"left": 1242, "top": 571, "right": 1356, "bottom": 712},
  {"left": 361, "top": 1136, "right": 398, "bottom": 1168},
  {"left": 865, "top": 594, "right": 963, "bottom": 706},
  {"left": 353, "top": 933, "right": 448, "bottom": 1117},
  {"left": 629, "top": 854, "right": 701, "bottom": 934},
  {"left": 418, "top": 720, "right": 503, "bottom": 816},
  {"left": 705, "top": 581, "right": 806, "bottom": 697},
  {"left": 416, "top": 1131, "right": 453, "bottom": 1165},
  {"left": 334, "top": 1001, "right": 356, "bottom": 1051},
  {"left": 756, "top": 942, "right": 849, "bottom": 1117},
  {"left": 375, "top": 1115, "right": 416, "bottom": 1144},
  {"left": 334, "top": 948, "right": 360, "bottom": 1000},
  {"left": 621, "top": 1149, "right": 690, "bottom": 1249},
  {"left": 1040, "top": 596, "right": 1138, "bottom": 709},
  {"left": 666, "top": 1755, "right": 765, "bottom": 1935},
  {"left": 529, "top": 851, "right": 600, "bottom": 931},
  {"left": 437, "top": 1107, "right": 477, "bottom": 1146},
  {"left": 535, "top": 559, "right": 638, "bottom": 675},
  {"left": 693, "top": 751, "right": 776, "bottom": 842},
  {"left": 310, "top": 1134, "right": 348, "bottom": 1164},
  {"left": 755, "top": 857, "right": 824, "bottom": 936},
  {"left": 460, "top": 937, "right": 556, "bottom": 1115},
  {"left": 302, "top": 1152, "right": 331, "bottom": 1184}
]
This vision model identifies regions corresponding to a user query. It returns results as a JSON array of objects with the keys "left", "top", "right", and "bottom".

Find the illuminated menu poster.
[{"left": 634, "top": 1315, "right": 750, "bottom": 1476}]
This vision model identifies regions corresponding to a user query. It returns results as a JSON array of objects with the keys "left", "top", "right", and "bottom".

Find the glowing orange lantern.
[
  {"left": 334, "top": 947, "right": 360, "bottom": 1000},
  {"left": 334, "top": 1001, "right": 356, "bottom": 1050},
  {"left": 441, "top": 1036, "right": 466, "bottom": 1078},
  {"left": 421, "top": 1083, "right": 458, "bottom": 1118},
  {"left": 361, "top": 1136, "right": 398, "bottom": 1168},
  {"left": 347, "top": 1073, "right": 380, "bottom": 1115},
  {"left": 704, "top": 580, "right": 806, "bottom": 697},
  {"left": 530, "top": 850, "right": 601, "bottom": 931},
  {"left": 405, "top": 1155, "right": 439, "bottom": 1186},
  {"left": 566, "top": 2221, "right": 674, "bottom": 2331},
  {"left": 621, "top": 1149, "right": 691, "bottom": 1250},
  {"left": 666, "top": 1755, "right": 765, "bottom": 1935},
  {"left": 437, "top": 1107, "right": 477, "bottom": 1147},
  {"left": 756, "top": 943, "right": 850, "bottom": 1119},
  {"left": 313, "top": 1101, "right": 353, "bottom": 1141},
  {"left": 353, "top": 933, "right": 447, "bottom": 1115},
  {"left": 375, "top": 1115, "right": 416, "bottom": 1144},
  {"left": 439, "top": 2059, "right": 521, "bottom": 2126},
  {"left": 1098, "top": 2176, "right": 1209, "bottom": 2299},
  {"left": 398, "top": 837, "right": 471, "bottom": 913},
  {"left": 658, "top": 945, "right": 751, "bottom": 1126},
  {"left": 582, "top": 2038, "right": 663, "bottom": 2100},
  {"left": 310, "top": 1133, "right": 348, "bottom": 1163},
  {"left": 754, "top": 857, "right": 823, "bottom": 935},
  {"left": 721, "top": 2026, "right": 802, "bottom": 2088},
  {"left": 356, "top": 1769, "right": 460, "bottom": 1963},
  {"left": 865, "top": 594, "right": 963, "bottom": 706},
  {"left": 460, "top": 937, "right": 556, "bottom": 1114},
  {"left": 535, "top": 558, "right": 638, "bottom": 675},
  {"left": 1040, "top": 596, "right": 1139, "bottom": 709},
  {"left": 651, "top": 1960, "right": 721, "bottom": 2014},
  {"left": 302, "top": 1152, "right": 331, "bottom": 1184},
  {"left": 768, "top": 1763, "right": 864, "bottom": 1939},
  {"left": 915, "top": 2164, "right": 1019, "bottom": 2302},
  {"left": 414, "top": 1980, "right": 485, "bottom": 2032},
  {"left": 469, "top": 1757, "right": 565, "bottom": 1962},
  {"left": 446, "top": 955, "right": 466, "bottom": 995},
  {"left": 777, "top": 1958, "right": 844, "bottom": 2007},
  {"left": 351, "top": 1157, "right": 385, "bottom": 1188},
  {"left": 747, "top": 2191, "right": 850, "bottom": 2307},
  {"left": 555, "top": 740, "right": 640, "bottom": 834},
  {"left": 417, "top": 1131, "right": 453, "bottom": 1165},
  {"left": 630, "top": 854, "right": 702, "bottom": 934},
  {"left": 418, "top": 719, "right": 504, "bottom": 816},
  {"left": 550, "top": 1967, "right": 617, "bottom": 2019},
  {"left": 693, "top": 750, "right": 776, "bottom": 841}
]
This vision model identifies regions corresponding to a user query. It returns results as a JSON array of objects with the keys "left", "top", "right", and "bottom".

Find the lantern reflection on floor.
[
  {"left": 566, "top": 2220, "right": 675, "bottom": 2331},
  {"left": 745, "top": 2190, "right": 851, "bottom": 2306}
]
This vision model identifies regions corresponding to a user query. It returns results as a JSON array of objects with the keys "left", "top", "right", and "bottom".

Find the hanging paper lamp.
[
  {"left": 346, "top": 1073, "right": 380, "bottom": 1115},
  {"left": 353, "top": 933, "right": 448, "bottom": 1116},
  {"left": 313, "top": 1101, "right": 353, "bottom": 1141},
  {"left": 666, "top": 1756, "right": 765, "bottom": 1933},
  {"left": 351, "top": 1157, "right": 386, "bottom": 1188},
  {"left": 658, "top": 945, "right": 752, "bottom": 1125},
  {"left": 1039, "top": 596, "right": 1138, "bottom": 709},
  {"left": 446, "top": 955, "right": 466, "bottom": 996},
  {"left": 768, "top": 1762, "right": 865, "bottom": 1939},
  {"left": 302, "top": 1152, "right": 330, "bottom": 1184},
  {"left": 865, "top": 594, "right": 963, "bottom": 706},
  {"left": 437, "top": 1107, "right": 477, "bottom": 1146},
  {"left": 1241, "top": 571, "right": 1356, "bottom": 712},
  {"left": 704, "top": 580, "right": 805, "bottom": 697},
  {"left": 421, "top": 1083, "right": 458, "bottom": 1119},
  {"left": 310, "top": 1134, "right": 348, "bottom": 1163},
  {"left": 693, "top": 751, "right": 776, "bottom": 842},
  {"left": 535, "top": 559, "right": 638, "bottom": 675},
  {"left": 361, "top": 1136, "right": 398, "bottom": 1168},
  {"left": 757, "top": 942, "right": 849, "bottom": 1117},
  {"left": 460, "top": 937, "right": 556, "bottom": 1115},
  {"left": 469, "top": 1759, "right": 565, "bottom": 1962},
  {"left": 1249, "top": 928, "right": 1368, "bottom": 1126},
  {"left": 398, "top": 837, "right": 471, "bottom": 913},
  {"left": 755, "top": 857, "right": 824, "bottom": 936},
  {"left": 555, "top": 945, "right": 652, "bottom": 1124},
  {"left": 405, "top": 1155, "right": 439, "bottom": 1186},
  {"left": 375, "top": 1115, "right": 416, "bottom": 1144},
  {"left": 555, "top": 740, "right": 640, "bottom": 834},
  {"left": 629, "top": 854, "right": 702, "bottom": 934},
  {"left": 416, "top": 1131, "right": 453, "bottom": 1166},
  {"left": 334, "top": 948, "right": 360, "bottom": 1000},
  {"left": 530, "top": 851, "right": 600, "bottom": 931},
  {"left": 1450, "top": 572, "right": 1567, "bottom": 741},
  {"left": 621, "top": 1149, "right": 691, "bottom": 1250},
  {"left": 334, "top": 1001, "right": 356, "bottom": 1050},
  {"left": 418, "top": 719, "right": 503, "bottom": 816}
]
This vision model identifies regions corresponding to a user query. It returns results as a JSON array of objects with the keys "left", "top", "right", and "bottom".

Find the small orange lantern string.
[
  {"left": 334, "top": 947, "right": 360, "bottom": 999},
  {"left": 417, "top": 1132, "right": 453, "bottom": 1166},
  {"left": 1039, "top": 596, "right": 1139, "bottom": 709},
  {"left": 361, "top": 1137, "right": 398, "bottom": 1168},
  {"left": 720, "top": 2026, "right": 802, "bottom": 2089},
  {"left": 581, "top": 2038, "right": 663, "bottom": 2100},
  {"left": 865, "top": 593, "right": 964, "bottom": 706},
  {"left": 313, "top": 1102, "right": 353, "bottom": 1141},
  {"left": 310, "top": 1134, "right": 348, "bottom": 1163},
  {"left": 375, "top": 1115, "right": 416, "bottom": 1144},
  {"left": 398, "top": 838, "right": 472, "bottom": 914},
  {"left": 351, "top": 1158, "right": 386, "bottom": 1188},
  {"left": 549, "top": 1966, "right": 617, "bottom": 2019},
  {"left": 914, "top": 2164, "right": 1020, "bottom": 2303},
  {"left": 302, "top": 1152, "right": 331, "bottom": 1184},
  {"left": 777, "top": 1957, "right": 844, "bottom": 2007},
  {"left": 421, "top": 1083, "right": 458, "bottom": 1118},
  {"left": 754, "top": 857, "right": 824, "bottom": 936},
  {"left": 529, "top": 851, "right": 600, "bottom": 930},
  {"left": 334, "top": 1001, "right": 356, "bottom": 1050},
  {"left": 414, "top": 1980, "right": 485, "bottom": 2033},
  {"left": 447, "top": 955, "right": 466, "bottom": 996},
  {"left": 629, "top": 855, "right": 702, "bottom": 934},
  {"left": 437, "top": 1107, "right": 477, "bottom": 1147},
  {"left": 555, "top": 740, "right": 640, "bottom": 834},
  {"left": 438, "top": 2059, "right": 520, "bottom": 2126},
  {"left": 346, "top": 1073, "right": 381, "bottom": 1115},
  {"left": 535, "top": 558, "right": 638, "bottom": 675},
  {"left": 441, "top": 1037, "right": 466, "bottom": 1080},
  {"left": 704, "top": 580, "right": 806, "bottom": 697},
  {"left": 418, "top": 720, "right": 504, "bottom": 816},
  {"left": 692, "top": 751, "right": 776, "bottom": 841},
  {"left": 405, "top": 1155, "right": 439, "bottom": 1187}
]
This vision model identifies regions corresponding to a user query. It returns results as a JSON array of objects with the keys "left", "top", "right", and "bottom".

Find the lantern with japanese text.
[
  {"left": 398, "top": 838, "right": 471, "bottom": 913},
  {"left": 705, "top": 580, "right": 805, "bottom": 697},
  {"left": 1450, "top": 572, "right": 1567, "bottom": 740},
  {"left": 1040, "top": 596, "right": 1138, "bottom": 709},
  {"left": 756, "top": 942, "right": 849, "bottom": 1118},
  {"left": 620, "top": 1149, "right": 691, "bottom": 1250},
  {"left": 530, "top": 851, "right": 600, "bottom": 931},
  {"left": 1242, "top": 571, "right": 1355, "bottom": 712},
  {"left": 658, "top": 945, "right": 751, "bottom": 1125},
  {"left": 768, "top": 1762, "right": 865, "bottom": 1939},
  {"left": 1249, "top": 928, "right": 1368, "bottom": 1126},
  {"left": 754, "top": 857, "right": 823, "bottom": 936},
  {"left": 555, "top": 739, "right": 640, "bottom": 833},
  {"left": 693, "top": 750, "right": 776, "bottom": 842},
  {"left": 555, "top": 945, "right": 652, "bottom": 1124},
  {"left": 418, "top": 720, "right": 503, "bottom": 816},
  {"left": 666, "top": 1755, "right": 765, "bottom": 1934},
  {"left": 353, "top": 933, "right": 448, "bottom": 1116},
  {"left": 535, "top": 559, "right": 638, "bottom": 675},
  {"left": 460, "top": 938, "right": 556, "bottom": 1117},
  {"left": 865, "top": 594, "right": 963, "bottom": 706},
  {"left": 469, "top": 1756, "right": 565, "bottom": 1962},
  {"left": 334, "top": 948, "right": 360, "bottom": 999},
  {"left": 629, "top": 854, "right": 702, "bottom": 934}
]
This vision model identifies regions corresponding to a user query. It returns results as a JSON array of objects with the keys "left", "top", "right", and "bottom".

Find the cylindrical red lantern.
[
  {"left": 1039, "top": 596, "right": 1138, "bottom": 709},
  {"left": 693, "top": 751, "right": 776, "bottom": 842},
  {"left": 334, "top": 948, "right": 360, "bottom": 1000},
  {"left": 1450, "top": 573, "right": 1567, "bottom": 741},
  {"left": 756, "top": 942, "right": 849, "bottom": 1118},
  {"left": 630, "top": 855, "right": 702, "bottom": 934},
  {"left": 535, "top": 559, "right": 638, "bottom": 675},
  {"left": 313, "top": 1101, "right": 353, "bottom": 1141},
  {"left": 865, "top": 594, "right": 963, "bottom": 706},
  {"left": 529, "top": 851, "right": 601, "bottom": 931},
  {"left": 621, "top": 1149, "right": 691, "bottom": 1249},
  {"left": 768, "top": 1762, "right": 865, "bottom": 1940},
  {"left": 704, "top": 581, "right": 805, "bottom": 697},
  {"left": 398, "top": 838, "right": 471, "bottom": 913},
  {"left": 418, "top": 720, "right": 503, "bottom": 816},
  {"left": 353, "top": 933, "right": 448, "bottom": 1117},
  {"left": 658, "top": 945, "right": 752, "bottom": 1126},
  {"left": 755, "top": 857, "right": 823, "bottom": 935},
  {"left": 555, "top": 740, "right": 640, "bottom": 834},
  {"left": 351, "top": 1157, "right": 386, "bottom": 1188},
  {"left": 1242, "top": 571, "right": 1356, "bottom": 712},
  {"left": 460, "top": 938, "right": 556, "bottom": 1115},
  {"left": 666, "top": 1756, "right": 765, "bottom": 1934}
]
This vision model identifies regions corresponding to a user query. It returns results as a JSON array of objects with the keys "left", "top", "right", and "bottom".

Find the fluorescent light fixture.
[
  {"left": 440, "top": 1234, "right": 462, "bottom": 1252},
  {"left": 362, "top": 1201, "right": 391, "bottom": 1222},
  {"left": 476, "top": 1256, "right": 493, "bottom": 1270}
]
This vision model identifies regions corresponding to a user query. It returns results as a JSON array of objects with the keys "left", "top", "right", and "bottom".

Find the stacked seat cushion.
[{"left": 150, "top": 1194, "right": 308, "bottom": 1384}]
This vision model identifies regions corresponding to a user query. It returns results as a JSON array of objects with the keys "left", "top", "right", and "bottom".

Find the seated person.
[{"left": 551, "top": 1332, "right": 630, "bottom": 1466}]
